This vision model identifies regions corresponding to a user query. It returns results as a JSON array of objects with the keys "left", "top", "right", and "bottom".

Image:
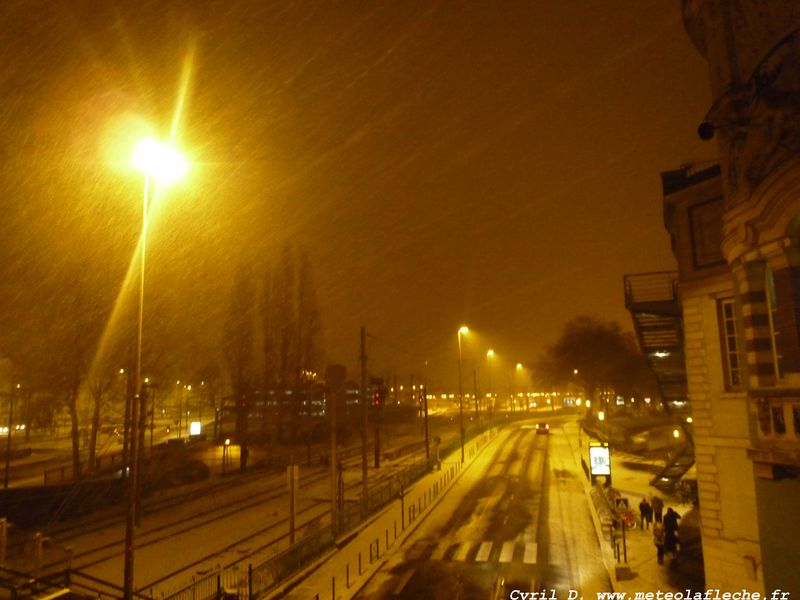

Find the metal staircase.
[{"left": 623, "top": 272, "right": 694, "bottom": 491}]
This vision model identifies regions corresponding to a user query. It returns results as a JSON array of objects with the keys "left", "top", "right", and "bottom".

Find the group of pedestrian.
[
  {"left": 638, "top": 494, "right": 679, "bottom": 565},
  {"left": 637, "top": 494, "right": 664, "bottom": 529},
  {"left": 648, "top": 495, "right": 679, "bottom": 565}
]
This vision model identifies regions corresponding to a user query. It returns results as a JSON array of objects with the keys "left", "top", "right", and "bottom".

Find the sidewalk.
[
  {"left": 276, "top": 427, "right": 501, "bottom": 600},
  {"left": 562, "top": 420, "right": 696, "bottom": 596}
]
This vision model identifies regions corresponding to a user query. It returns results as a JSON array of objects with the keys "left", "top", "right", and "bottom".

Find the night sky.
[{"left": 0, "top": 1, "right": 715, "bottom": 391}]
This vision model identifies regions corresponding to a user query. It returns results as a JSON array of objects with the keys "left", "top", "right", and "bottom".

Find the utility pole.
[
  {"left": 373, "top": 384, "right": 381, "bottom": 469},
  {"left": 423, "top": 382, "right": 430, "bottom": 461},
  {"left": 288, "top": 463, "right": 299, "bottom": 544},
  {"left": 325, "top": 365, "right": 347, "bottom": 535},
  {"left": 360, "top": 327, "right": 368, "bottom": 505},
  {"left": 149, "top": 384, "right": 155, "bottom": 450},
  {"left": 4, "top": 385, "right": 14, "bottom": 490},
  {"left": 473, "top": 369, "right": 479, "bottom": 418},
  {"left": 329, "top": 372, "right": 338, "bottom": 534}
]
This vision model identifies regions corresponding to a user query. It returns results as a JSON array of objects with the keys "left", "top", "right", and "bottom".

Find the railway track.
[{"left": 47, "top": 436, "right": 445, "bottom": 595}]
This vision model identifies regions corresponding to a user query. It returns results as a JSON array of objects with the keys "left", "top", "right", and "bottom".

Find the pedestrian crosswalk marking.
[
  {"left": 454, "top": 542, "right": 471, "bottom": 561},
  {"left": 432, "top": 539, "right": 537, "bottom": 564},
  {"left": 523, "top": 542, "right": 537, "bottom": 564},
  {"left": 431, "top": 542, "right": 449, "bottom": 561},
  {"left": 475, "top": 541, "right": 492, "bottom": 562},
  {"left": 499, "top": 541, "right": 515, "bottom": 562}
]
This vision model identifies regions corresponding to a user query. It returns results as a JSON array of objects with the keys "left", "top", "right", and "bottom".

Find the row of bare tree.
[
  {"left": 224, "top": 243, "right": 324, "bottom": 454},
  {"left": 534, "top": 314, "right": 659, "bottom": 411},
  {"left": 0, "top": 238, "right": 324, "bottom": 479}
]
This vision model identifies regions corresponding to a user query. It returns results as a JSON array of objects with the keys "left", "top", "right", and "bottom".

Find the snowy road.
[{"left": 354, "top": 418, "right": 611, "bottom": 599}]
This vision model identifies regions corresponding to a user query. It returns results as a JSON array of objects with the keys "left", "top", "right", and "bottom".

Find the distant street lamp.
[
  {"left": 457, "top": 326, "right": 469, "bottom": 463},
  {"left": 124, "top": 137, "right": 187, "bottom": 600}
]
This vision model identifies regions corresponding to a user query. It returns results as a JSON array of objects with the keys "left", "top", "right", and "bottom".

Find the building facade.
[{"left": 667, "top": 1, "right": 800, "bottom": 592}]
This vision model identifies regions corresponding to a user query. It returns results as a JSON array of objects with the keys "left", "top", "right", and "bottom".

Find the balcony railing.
[
  {"left": 748, "top": 394, "right": 800, "bottom": 474},
  {"left": 623, "top": 271, "right": 679, "bottom": 307},
  {"left": 754, "top": 396, "right": 800, "bottom": 441}
]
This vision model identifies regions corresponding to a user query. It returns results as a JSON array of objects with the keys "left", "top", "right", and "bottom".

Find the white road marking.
[
  {"left": 431, "top": 542, "right": 449, "bottom": 561},
  {"left": 475, "top": 541, "right": 493, "bottom": 562},
  {"left": 453, "top": 542, "right": 472, "bottom": 561},
  {"left": 523, "top": 542, "right": 537, "bottom": 564},
  {"left": 393, "top": 568, "right": 416, "bottom": 595},
  {"left": 499, "top": 541, "right": 515, "bottom": 563}
]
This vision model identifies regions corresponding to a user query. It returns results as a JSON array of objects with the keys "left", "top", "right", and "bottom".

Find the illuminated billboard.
[{"left": 589, "top": 445, "right": 611, "bottom": 476}]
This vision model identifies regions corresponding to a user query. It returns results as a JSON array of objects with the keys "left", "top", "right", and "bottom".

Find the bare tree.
[
  {"left": 295, "top": 250, "right": 325, "bottom": 378},
  {"left": 260, "top": 263, "right": 280, "bottom": 439},
  {"left": 276, "top": 245, "right": 298, "bottom": 387},
  {"left": 260, "top": 245, "right": 325, "bottom": 445},
  {"left": 86, "top": 367, "right": 116, "bottom": 473},
  {"left": 535, "top": 315, "right": 653, "bottom": 413},
  {"left": 223, "top": 264, "right": 255, "bottom": 470}
]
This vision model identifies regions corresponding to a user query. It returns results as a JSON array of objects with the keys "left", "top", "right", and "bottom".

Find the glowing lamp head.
[
  {"left": 458, "top": 326, "right": 469, "bottom": 335},
  {"left": 487, "top": 349, "right": 495, "bottom": 358},
  {"left": 132, "top": 138, "right": 188, "bottom": 184}
]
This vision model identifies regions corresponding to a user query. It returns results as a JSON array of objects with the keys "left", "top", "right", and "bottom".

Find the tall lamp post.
[
  {"left": 457, "top": 326, "right": 469, "bottom": 463},
  {"left": 124, "top": 137, "right": 187, "bottom": 600},
  {"left": 486, "top": 349, "right": 494, "bottom": 417}
]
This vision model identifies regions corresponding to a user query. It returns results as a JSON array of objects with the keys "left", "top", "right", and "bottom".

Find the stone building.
[{"left": 662, "top": 1, "right": 800, "bottom": 593}]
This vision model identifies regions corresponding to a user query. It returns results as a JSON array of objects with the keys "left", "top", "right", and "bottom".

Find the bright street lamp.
[
  {"left": 457, "top": 326, "right": 469, "bottom": 463},
  {"left": 132, "top": 138, "right": 188, "bottom": 184},
  {"left": 124, "top": 137, "right": 188, "bottom": 600}
]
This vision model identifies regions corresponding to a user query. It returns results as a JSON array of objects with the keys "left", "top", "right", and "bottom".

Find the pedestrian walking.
[
  {"left": 651, "top": 495, "right": 664, "bottom": 523},
  {"left": 638, "top": 497, "right": 653, "bottom": 529},
  {"left": 653, "top": 520, "right": 666, "bottom": 564},
  {"left": 663, "top": 507, "right": 681, "bottom": 556}
]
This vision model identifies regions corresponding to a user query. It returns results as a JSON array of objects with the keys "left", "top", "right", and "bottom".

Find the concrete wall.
[
  {"left": 756, "top": 476, "right": 800, "bottom": 592},
  {"left": 681, "top": 280, "right": 764, "bottom": 592}
]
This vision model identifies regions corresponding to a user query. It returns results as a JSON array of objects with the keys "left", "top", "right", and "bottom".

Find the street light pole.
[
  {"left": 4, "top": 384, "right": 16, "bottom": 490},
  {"left": 124, "top": 173, "right": 148, "bottom": 600},
  {"left": 457, "top": 326, "right": 468, "bottom": 463},
  {"left": 486, "top": 349, "right": 494, "bottom": 418},
  {"left": 124, "top": 138, "right": 187, "bottom": 600}
]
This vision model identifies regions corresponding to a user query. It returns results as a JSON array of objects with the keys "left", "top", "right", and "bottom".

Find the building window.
[
  {"left": 757, "top": 398, "right": 772, "bottom": 435},
  {"left": 766, "top": 268, "right": 784, "bottom": 380},
  {"left": 793, "top": 405, "right": 800, "bottom": 436},
  {"left": 719, "top": 298, "right": 741, "bottom": 389},
  {"left": 772, "top": 405, "right": 786, "bottom": 434}
]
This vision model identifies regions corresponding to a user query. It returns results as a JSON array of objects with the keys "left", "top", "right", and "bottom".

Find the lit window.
[
  {"left": 766, "top": 268, "right": 784, "bottom": 380},
  {"left": 718, "top": 298, "right": 741, "bottom": 388}
]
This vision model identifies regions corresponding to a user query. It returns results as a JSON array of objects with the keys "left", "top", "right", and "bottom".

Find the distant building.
[{"left": 665, "top": 1, "right": 800, "bottom": 592}]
